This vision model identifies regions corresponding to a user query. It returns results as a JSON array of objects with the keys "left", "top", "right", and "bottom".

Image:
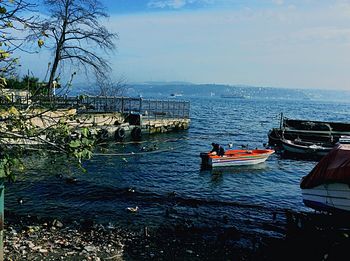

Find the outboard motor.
[{"left": 200, "top": 152, "right": 210, "bottom": 168}]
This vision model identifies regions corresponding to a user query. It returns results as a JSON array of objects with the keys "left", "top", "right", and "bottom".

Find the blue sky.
[{"left": 20, "top": 0, "right": 350, "bottom": 90}]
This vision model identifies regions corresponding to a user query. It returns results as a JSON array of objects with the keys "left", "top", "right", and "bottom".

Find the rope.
[
  {"left": 94, "top": 146, "right": 177, "bottom": 156},
  {"left": 113, "top": 136, "right": 189, "bottom": 145}
]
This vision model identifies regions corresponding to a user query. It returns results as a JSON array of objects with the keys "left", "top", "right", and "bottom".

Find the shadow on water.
[
  {"left": 276, "top": 150, "right": 324, "bottom": 162},
  {"left": 199, "top": 163, "right": 272, "bottom": 189},
  {"left": 200, "top": 162, "right": 270, "bottom": 175}
]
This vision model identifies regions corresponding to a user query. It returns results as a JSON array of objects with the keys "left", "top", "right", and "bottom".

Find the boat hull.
[
  {"left": 302, "top": 183, "right": 350, "bottom": 213},
  {"left": 281, "top": 139, "right": 333, "bottom": 157},
  {"left": 268, "top": 128, "right": 283, "bottom": 147},
  {"left": 210, "top": 156, "right": 270, "bottom": 167},
  {"left": 201, "top": 149, "right": 274, "bottom": 168}
]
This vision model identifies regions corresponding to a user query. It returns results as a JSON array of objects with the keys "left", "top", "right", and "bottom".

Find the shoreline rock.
[{"left": 4, "top": 210, "right": 350, "bottom": 260}]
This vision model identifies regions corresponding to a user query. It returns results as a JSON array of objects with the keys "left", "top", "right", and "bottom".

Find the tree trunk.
[
  {"left": 47, "top": 1, "right": 69, "bottom": 98},
  {"left": 48, "top": 49, "right": 60, "bottom": 97}
]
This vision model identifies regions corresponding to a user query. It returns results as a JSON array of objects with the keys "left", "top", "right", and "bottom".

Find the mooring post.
[{"left": 0, "top": 179, "right": 4, "bottom": 261}]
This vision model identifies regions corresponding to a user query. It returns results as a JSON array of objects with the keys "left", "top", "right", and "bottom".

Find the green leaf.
[
  {"left": 0, "top": 7, "right": 7, "bottom": 14},
  {"left": 81, "top": 128, "right": 89, "bottom": 138},
  {"left": 81, "top": 137, "right": 92, "bottom": 146},
  {"left": 37, "top": 39, "right": 44, "bottom": 48},
  {"left": 69, "top": 140, "right": 81, "bottom": 148},
  {"left": 81, "top": 149, "right": 92, "bottom": 159}
]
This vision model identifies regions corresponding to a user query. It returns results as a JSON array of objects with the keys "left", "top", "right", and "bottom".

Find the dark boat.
[
  {"left": 283, "top": 118, "right": 350, "bottom": 133},
  {"left": 267, "top": 114, "right": 350, "bottom": 148},
  {"left": 267, "top": 128, "right": 283, "bottom": 147},
  {"left": 281, "top": 138, "right": 334, "bottom": 157}
]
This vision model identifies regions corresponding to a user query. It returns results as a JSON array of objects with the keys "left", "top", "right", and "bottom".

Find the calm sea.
[{"left": 5, "top": 96, "right": 350, "bottom": 233}]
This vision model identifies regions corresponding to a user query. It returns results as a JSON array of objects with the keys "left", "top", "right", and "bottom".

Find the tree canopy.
[{"left": 30, "top": 0, "right": 117, "bottom": 94}]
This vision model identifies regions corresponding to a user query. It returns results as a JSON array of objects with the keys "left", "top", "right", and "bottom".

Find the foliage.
[
  {"left": 0, "top": 0, "right": 37, "bottom": 80},
  {"left": 2, "top": 75, "right": 51, "bottom": 96},
  {"left": 0, "top": 108, "right": 97, "bottom": 181},
  {"left": 6, "top": 75, "right": 36, "bottom": 90}
]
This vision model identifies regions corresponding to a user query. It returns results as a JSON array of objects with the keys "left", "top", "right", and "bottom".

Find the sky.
[{"left": 20, "top": 0, "right": 350, "bottom": 90}]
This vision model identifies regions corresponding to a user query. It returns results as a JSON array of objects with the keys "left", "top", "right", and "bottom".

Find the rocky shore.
[{"left": 4, "top": 210, "right": 350, "bottom": 260}]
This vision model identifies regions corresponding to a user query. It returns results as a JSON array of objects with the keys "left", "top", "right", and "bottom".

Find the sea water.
[{"left": 5, "top": 96, "right": 350, "bottom": 233}]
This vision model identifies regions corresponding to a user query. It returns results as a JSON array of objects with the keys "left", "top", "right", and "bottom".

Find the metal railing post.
[
  {"left": 183, "top": 101, "right": 185, "bottom": 118},
  {"left": 139, "top": 97, "right": 142, "bottom": 114}
]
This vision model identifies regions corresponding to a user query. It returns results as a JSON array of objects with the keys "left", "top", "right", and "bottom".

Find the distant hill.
[
  {"left": 68, "top": 82, "right": 350, "bottom": 102},
  {"left": 125, "top": 82, "right": 350, "bottom": 102}
]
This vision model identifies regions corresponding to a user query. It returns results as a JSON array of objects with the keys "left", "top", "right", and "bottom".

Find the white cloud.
[
  {"left": 147, "top": 0, "right": 212, "bottom": 9},
  {"left": 18, "top": 1, "right": 350, "bottom": 90},
  {"left": 107, "top": 4, "right": 350, "bottom": 89},
  {"left": 148, "top": 0, "right": 187, "bottom": 9}
]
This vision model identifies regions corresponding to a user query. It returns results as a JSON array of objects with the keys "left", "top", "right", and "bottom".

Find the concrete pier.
[
  {"left": 75, "top": 96, "right": 191, "bottom": 141},
  {"left": 1, "top": 95, "right": 191, "bottom": 143},
  {"left": 79, "top": 112, "right": 190, "bottom": 141}
]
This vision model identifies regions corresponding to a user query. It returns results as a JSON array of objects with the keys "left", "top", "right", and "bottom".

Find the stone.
[
  {"left": 27, "top": 241, "right": 35, "bottom": 249},
  {"left": 39, "top": 248, "right": 48, "bottom": 254},
  {"left": 84, "top": 246, "right": 97, "bottom": 252},
  {"left": 53, "top": 219, "right": 64, "bottom": 228}
]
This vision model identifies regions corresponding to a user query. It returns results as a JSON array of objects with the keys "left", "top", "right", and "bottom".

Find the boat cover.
[{"left": 300, "top": 145, "right": 350, "bottom": 189}]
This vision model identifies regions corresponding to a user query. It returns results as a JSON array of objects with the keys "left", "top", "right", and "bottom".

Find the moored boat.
[
  {"left": 281, "top": 138, "right": 334, "bottom": 157},
  {"left": 300, "top": 144, "right": 350, "bottom": 213},
  {"left": 200, "top": 149, "right": 274, "bottom": 168},
  {"left": 268, "top": 128, "right": 283, "bottom": 147},
  {"left": 267, "top": 114, "right": 350, "bottom": 148}
]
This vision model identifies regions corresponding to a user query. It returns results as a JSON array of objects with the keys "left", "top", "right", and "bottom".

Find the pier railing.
[
  {"left": 0, "top": 94, "right": 190, "bottom": 120},
  {"left": 78, "top": 96, "right": 190, "bottom": 120}
]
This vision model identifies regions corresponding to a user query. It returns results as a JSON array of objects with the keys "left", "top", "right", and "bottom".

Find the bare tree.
[
  {"left": 96, "top": 75, "right": 127, "bottom": 97},
  {"left": 32, "top": 0, "right": 117, "bottom": 94}
]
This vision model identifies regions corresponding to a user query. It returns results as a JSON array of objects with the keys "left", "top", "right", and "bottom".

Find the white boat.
[
  {"left": 300, "top": 144, "right": 350, "bottom": 213},
  {"left": 200, "top": 149, "right": 274, "bottom": 168},
  {"left": 302, "top": 183, "right": 350, "bottom": 213}
]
